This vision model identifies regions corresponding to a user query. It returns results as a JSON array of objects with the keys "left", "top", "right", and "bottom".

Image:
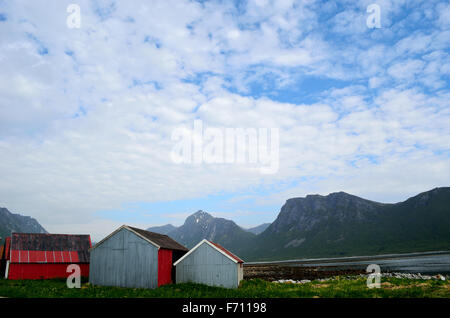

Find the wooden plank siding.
[
  {"left": 175, "top": 242, "right": 240, "bottom": 288},
  {"left": 89, "top": 228, "right": 158, "bottom": 289}
]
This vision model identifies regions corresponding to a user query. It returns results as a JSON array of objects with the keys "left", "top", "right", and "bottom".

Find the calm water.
[
  {"left": 295, "top": 252, "right": 450, "bottom": 274},
  {"left": 249, "top": 252, "right": 450, "bottom": 274}
]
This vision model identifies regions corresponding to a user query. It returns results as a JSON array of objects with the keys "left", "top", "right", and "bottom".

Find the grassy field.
[{"left": 0, "top": 276, "right": 449, "bottom": 298}]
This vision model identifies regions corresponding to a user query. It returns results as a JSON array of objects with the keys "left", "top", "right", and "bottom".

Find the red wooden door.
[{"left": 157, "top": 249, "right": 173, "bottom": 287}]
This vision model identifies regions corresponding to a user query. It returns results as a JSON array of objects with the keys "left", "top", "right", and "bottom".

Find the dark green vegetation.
[
  {"left": 0, "top": 277, "right": 448, "bottom": 298},
  {"left": 0, "top": 207, "right": 47, "bottom": 245}
]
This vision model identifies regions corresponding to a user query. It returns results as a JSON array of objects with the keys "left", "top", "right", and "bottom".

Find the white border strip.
[{"left": 4, "top": 260, "right": 9, "bottom": 279}]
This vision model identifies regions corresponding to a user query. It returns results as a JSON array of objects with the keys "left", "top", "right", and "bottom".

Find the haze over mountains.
[
  {"left": 148, "top": 187, "right": 450, "bottom": 261},
  {"left": 245, "top": 223, "right": 271, "bottom": 235}
]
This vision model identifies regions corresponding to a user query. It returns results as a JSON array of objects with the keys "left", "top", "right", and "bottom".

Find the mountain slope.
[
  {"left": 245, "top": 187, "right": 450, "bottom": 261},
  {"left": 0, "top": 207, "right": 47, "bottom": 244},
  {"left": 165, "top": 210, "right": 256, "bottom": 256},
  {"left": 146, "top": 224, "right": 178, "bottom": 235},
  {"left": 245, "top": 223, "right": 271, "bottom": 235}
]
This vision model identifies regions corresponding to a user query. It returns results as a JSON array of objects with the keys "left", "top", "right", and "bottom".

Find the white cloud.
[
  {"left": 0, "top": 0, "right": 448, "bottom": 240},
  {"left": 436, "top": 2, "right": 450, "bottom": 29}
]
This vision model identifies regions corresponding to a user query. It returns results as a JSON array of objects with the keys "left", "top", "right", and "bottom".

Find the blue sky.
[{"left": 0, "top": 0, "right": 449, "bottom": 241}]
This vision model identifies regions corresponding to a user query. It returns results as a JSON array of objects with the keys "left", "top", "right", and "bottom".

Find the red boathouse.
[{"left": 1, "top": 232, "right": 91, "bottom": 280}]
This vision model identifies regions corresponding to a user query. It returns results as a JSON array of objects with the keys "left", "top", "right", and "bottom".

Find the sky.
[{"left": 0, "top": 0, "right": 449, "bottom": 242}]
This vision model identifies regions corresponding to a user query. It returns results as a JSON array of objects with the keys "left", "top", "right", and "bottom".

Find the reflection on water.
[{"left": 296, "top": 253, "right": 450, "bottom": 274}]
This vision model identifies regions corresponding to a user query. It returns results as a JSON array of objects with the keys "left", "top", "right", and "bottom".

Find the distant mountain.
[
  {"left": 245, "top": 187, "right": 450, "bottom": 261},
  {"left": 0, "top": 207, "right": 47, "bottom": 244},
  {"left": 163, "top": 210, "right": 256, "bottom": 256},
  {"left": 245, "top": 223, "right": 271, "bottom": 235},
  {"left": 146, "top": 224, "right": 178, "bottom": 235}
]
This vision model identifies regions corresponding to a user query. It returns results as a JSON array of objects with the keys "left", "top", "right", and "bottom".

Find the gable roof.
[
  {"left": 208, "top": 241, "right": 244, "bottom": 263},
  {"left": 11, "top": 233, "right": 91, "bottom": 251},
  {"left": 173, "top": 239, "right": 244, "bottom": 266},
  {"left": 90, "top": 225, "right": 188, "bottom": 252},
  {"left": 127, "top": 226, "right": 188, "bottom": 251},
  {"left": 9, "top": 233, "right": 91, "bottom": 263}
]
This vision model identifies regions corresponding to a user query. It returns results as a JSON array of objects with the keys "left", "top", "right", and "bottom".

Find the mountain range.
[
  {"left": 147, "top": 211, "right": 256, "bottom": 257},
  {"left": 148, "top": 220, "right": 270, "bottom": 236},
  {"left": 0, "top": 207, "right": 47, "bottom": 244},
  {"left": 147, "top": 187, "right": 450, "bottom": 261},
  {"left": 1, "top": 187, "right": 449, "bottom": 261}
]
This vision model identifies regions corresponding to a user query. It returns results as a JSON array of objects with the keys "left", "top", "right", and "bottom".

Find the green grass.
[{"left": 0, "top": 277, "right": 449, "bottom": 298}]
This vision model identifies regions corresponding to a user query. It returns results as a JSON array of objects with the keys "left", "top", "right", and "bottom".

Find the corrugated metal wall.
[
  {"left": 175, "top": 242, "right": 239, "bottom": 288},
  {"left": 89, "top": 228, "right": 158, "bottom": 289}
]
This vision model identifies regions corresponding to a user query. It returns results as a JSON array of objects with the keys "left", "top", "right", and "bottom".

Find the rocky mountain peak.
[
  {"left": 164, "top": 210, "right": 255, "bottom": 254},
  {"left": 0, "top": 207, "right": 47, "bottom": 244},
  {"left": 269, "top": 191, "right": 384, "bottom": 235},
  {"left": 404, "top": 187, "right": 450, "bottom": 208},
  {"left": 185, "top": 210, "right": 214, "bottom": 226}
]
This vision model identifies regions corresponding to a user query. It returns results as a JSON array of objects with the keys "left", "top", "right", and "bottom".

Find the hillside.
[
  {"left": 245, "top": 223, "right": 271, "bottom": 235},
  {"left": 146, "top": 224, "right": 178, "bottom": 235},
  {"left": 245, "top": 187, "right": 450, "bottom": 261},
  {"left": 0, "top": 207, "right": 47, "bottom": 244}
]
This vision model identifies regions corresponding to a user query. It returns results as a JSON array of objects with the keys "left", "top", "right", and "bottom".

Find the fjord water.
[
  {"left": 248, "top": 251, "right": 450, "bottom": 274},
  {"left": 295, "top": 252, "right": 450, "bottom": 274}
]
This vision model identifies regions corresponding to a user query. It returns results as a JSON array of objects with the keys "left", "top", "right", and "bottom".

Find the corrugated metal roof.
[
  {"left": 208, "top": 241, "right": 244, "bottom": 263},
  {"left": 11, "top": 233, "right": 91, "bottom": 251},
  {"left": 10, "top": 250, "right": 84, "bottom": 263},
  {"left": 9, "top": 233, "right": 91, "bottom": 263},
  {"left": 127, "top": 226, "right": 188, "bottom": 252}
]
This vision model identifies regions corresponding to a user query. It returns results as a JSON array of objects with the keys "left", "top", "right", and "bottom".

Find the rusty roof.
[
  {"left": 9, "top": 233, "right": 91, "bottom": 263},
  {"left": 208, "top": 240, "right": 244, "bottom": 263},
  {"left": 127, "top": 226, "right": 188, "bottom": 252},
  {"left": 173, "top": 239, "right": 244, "bottom": 266}
]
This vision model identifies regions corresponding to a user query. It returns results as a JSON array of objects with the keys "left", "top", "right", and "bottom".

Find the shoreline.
[{"left": 245, "top": 250, "right": 450, "bottom": 266}]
